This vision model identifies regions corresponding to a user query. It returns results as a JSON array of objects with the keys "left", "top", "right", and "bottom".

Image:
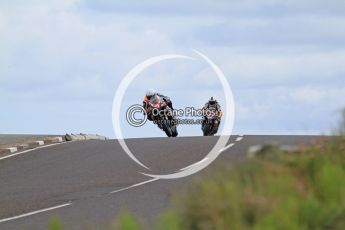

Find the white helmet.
[{"left": 146, "top": 88, "right": 155, "bottom": 98}]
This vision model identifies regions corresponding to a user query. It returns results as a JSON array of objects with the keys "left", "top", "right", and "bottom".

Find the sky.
[{"left": 0, "top": 0, "right": 345, "bottom": 138}]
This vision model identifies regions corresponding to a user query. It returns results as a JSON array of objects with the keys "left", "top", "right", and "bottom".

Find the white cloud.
[
  {"left": 291, "top": 87, "right": 345, "bottom": 104},
  {"left": 291, "top": 87, "right": 326, "bottom": 103},
  {"left": 81, "top": 0, "right": 345, "bottom": 17},
  {"left": 202, "top": 49, "right": 345, "bottom": 89}
]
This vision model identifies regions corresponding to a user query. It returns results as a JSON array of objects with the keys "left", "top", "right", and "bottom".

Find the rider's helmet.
[
  {"left": 146, "top": 88, "right": 155, "bottom": 99},
  {"left": 209, "top": 97, "right": 216, "bottom": 106}
]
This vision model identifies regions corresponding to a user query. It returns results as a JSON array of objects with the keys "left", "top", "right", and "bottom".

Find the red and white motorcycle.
[{"left": 148, "top": 95, "right": 178, "bottom": 137}]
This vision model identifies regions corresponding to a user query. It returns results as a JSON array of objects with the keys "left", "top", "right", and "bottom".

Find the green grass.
[
  {"left": 113, "top": 211, "right": 140, "bottom": 230},
  {"left": 48, "top": 216, "right": 63, "bottom": 230}
]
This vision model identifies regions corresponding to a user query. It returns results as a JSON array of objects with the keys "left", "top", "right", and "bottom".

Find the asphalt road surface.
[{"left": 0, "top": 135, "right": 320, "bottom": 229}]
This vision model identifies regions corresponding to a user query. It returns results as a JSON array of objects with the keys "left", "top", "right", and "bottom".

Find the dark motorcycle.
[
  {"left": 148, "top": 95, "right": 178, "bottom": 137},
  {"left": 202, "top": 108, "right": 220, "bottom": 136}
]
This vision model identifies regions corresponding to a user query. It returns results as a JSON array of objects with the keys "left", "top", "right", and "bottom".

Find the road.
[{"left": 0, "top": 135, "right": 319, "bottom": 229}]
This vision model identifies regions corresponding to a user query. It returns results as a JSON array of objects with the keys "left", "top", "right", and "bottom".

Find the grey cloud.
[
  {"left": 184, "top": 17, "right": 345, "bottom": 49},
  {"left": 81, "top": 0, "right": 345, "bottom": 17}
]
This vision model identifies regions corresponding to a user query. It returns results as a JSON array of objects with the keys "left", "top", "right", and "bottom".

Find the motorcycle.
[
  {"left": 202, "top": 108, "right": 220, "bottom": 136},
  {"left": 148, "top": 95, "right": 178, "bottom": 137}
]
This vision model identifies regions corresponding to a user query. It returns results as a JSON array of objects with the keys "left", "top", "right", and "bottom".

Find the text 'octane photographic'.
[{"left": 126, "top": 105, "right": 222, "bottom": 127}]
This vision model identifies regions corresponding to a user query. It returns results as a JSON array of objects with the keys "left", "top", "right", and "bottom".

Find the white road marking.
[
  {"left": 220, "top": 143, "right": 235, "bottom": 153},
  {"left": 236, "top": 136, "right": 243, "bottom": 142},
  {"left": 179, "top": 157, "right": 209, "bottom": 171},
  {"left": 0, "top": 142, "right": 67, "bottom": 161},
  {"left": 180, "top": 136, "right": 245, "bottom": 171},
  {"left": 0, "top": 178, "right": 157, "bottom": 224},
  {"left": 0, "top": 203, "right": 71, "bottom": 224},
  {"left": 180, "top": 135, "right": 246, "bottom": 171},
  {"left": 219, "top": 135, "right": 244, "bottom": 153},
  {"left": 110, "top": 178, "right": 160, "bottom": 194}
]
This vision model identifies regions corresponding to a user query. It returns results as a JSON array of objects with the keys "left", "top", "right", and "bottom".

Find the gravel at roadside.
[
  {"left": 0, "top": 134, "right": 109, "bottom": 157},
  {"left": 0, "top": 134, "right": 63, "bottom": 149}
]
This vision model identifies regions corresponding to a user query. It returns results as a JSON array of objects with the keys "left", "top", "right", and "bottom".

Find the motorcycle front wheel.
[
  {"left": 171, "top": 124, "right": 178, "bottom": 137},
  {"left": 161, "top": 120, "right": 173, "bottom": 137},
  {"left": 202, "top": 120, "right": 214, "bottom": 136}
]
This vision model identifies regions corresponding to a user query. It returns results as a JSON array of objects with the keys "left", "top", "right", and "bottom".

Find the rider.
[
  {"left": 202, "top": 97, "right": 222, "bottom": 127},
  {"left": 143, "top": 89, "right": 173, "bottom": 121}
]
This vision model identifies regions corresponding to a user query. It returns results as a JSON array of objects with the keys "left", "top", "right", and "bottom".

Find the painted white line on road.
[
  {"left": 0, "top": 178, "right": 155, "bottom": 224},
  {"left": 0, "top": 142, "right": 67, "bottom": 161},
  {"left": 110, "top": 178, "right": 160, "bottom": 194},
  {"left": 220, "top": 135, "right": 244, "bottom": 153},
  {"left": 0, "top": 203, "right": 71, "bottom": 224},
  {"left": 220, "top": 143, "right": 235, "bottom": 153},
  {"left": 179, "top": 157, "right": 209, "bottom": 171},
  {"left": 181, "top": 135, "right": 245, "bottom": 170},
  {"left": 236, "top": 136, "right": 243, "bottom": 142},
  {"left": 6, "top": 147, "right": 18, "bottom": 153}
]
